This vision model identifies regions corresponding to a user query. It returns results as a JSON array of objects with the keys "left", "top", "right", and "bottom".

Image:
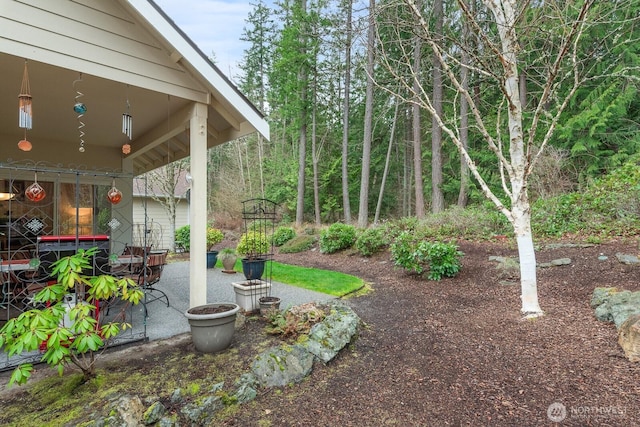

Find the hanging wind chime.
[
  {"left": 18, "top": 60, "right": 33, "bottom": 152},
  {"left": 121, "top": 86, "right": 132, "bottom": 155},
  {"left": 107, "top": 178, "right": 122, "bottom": 205},
  {"left": 73, "top": 73, "right": 87, "bottom": 153},
  {"left": 25, "top": 171, "right": 46, "bottom": 202}
]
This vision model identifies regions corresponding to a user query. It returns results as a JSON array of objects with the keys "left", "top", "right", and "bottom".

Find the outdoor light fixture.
[
  {"left": 0, "top": 192, "right": 16, "bottom": 201},
  {"left": 185, "top": 173, "right": 193, "bottom": 186}
]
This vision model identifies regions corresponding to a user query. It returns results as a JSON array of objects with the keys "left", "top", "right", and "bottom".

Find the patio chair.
[
  {"left": 109, "top": 248, "right": 169, "bottom": 318},
  {"left": 1, "top": 251, "right": 49, "bottom": 315}
]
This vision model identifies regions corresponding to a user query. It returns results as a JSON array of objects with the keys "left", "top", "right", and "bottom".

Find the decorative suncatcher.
[
  {"left": 17, "top": 60, "right": 33, "bottom": 152},
  {"left": 73, "top": 73, "right": 87, "bottom": 152}
]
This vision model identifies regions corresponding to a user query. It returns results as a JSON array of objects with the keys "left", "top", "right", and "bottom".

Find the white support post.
[{"left": 189, "top": 102, "right": 208, "bottom": 308}]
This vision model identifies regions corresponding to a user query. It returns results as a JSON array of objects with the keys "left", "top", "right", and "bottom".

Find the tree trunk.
[
  {"left": 485, "top": 0, "right": 541, "bottom": 316},
  {"left": 513, "top": 207, "right": 541, "bottom": 315},
  {"left": 412, "top": 11, "right": 425, "bottom": 219},
  {"left": 312, "top": 78, "right": 321, "bottom": 226},
  {"left": 295, "top": 0, "right": 309, "bottom": 227},
  {"left": 457, "top": 15, "right": 470, "bottom": 207},
  {"left": 431, "top": 0, "right": 444, "bottom": 213},
  {"left": 341, "top": 0, "right": 353, "bottom": 224},
  {"left": 374, "top": 99, "right": 399, "bottom": 224},
  {"left": 358, "top": 0, "right": 376, "bottom": 228}
]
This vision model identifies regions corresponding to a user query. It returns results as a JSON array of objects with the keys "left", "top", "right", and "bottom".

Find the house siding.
[
  {"left": 0, "top": 0, "right": 207, "bottom": 101},
  {"left": 132, "top": 196, "right": 188, "bottom": 251}
]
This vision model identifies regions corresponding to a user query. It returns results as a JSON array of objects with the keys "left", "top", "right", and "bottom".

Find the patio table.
[
  {"left": 0, "top": 258, "right": 36, "bottom": 272},
  {"left": 110, "top": 255, "right": 144, "bottom": 266},
  {"left": 1, "top": 259, "right": 37, "bottom": 312}
]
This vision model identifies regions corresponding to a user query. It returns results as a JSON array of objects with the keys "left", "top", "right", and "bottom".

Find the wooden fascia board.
[
  {"left": 210, "top": 98, "right": 241, "bottom": 132},
  {"left": 124, "top": 0, "right": 270, "bottom": 141}
]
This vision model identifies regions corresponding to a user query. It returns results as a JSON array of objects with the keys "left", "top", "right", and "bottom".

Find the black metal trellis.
[{"left": 238, "top": 198, "right": 276, "bottom": 312}]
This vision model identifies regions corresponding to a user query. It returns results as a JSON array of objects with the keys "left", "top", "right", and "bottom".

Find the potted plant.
[
  {"left": 236, "top": 230, "right": 270, "bottom": 281},
  {"left": 185, "top": 303, "right": 240, "bottom": 353},
  {"left": 218, "top": 248, "right": 238, "bottom": 273},
  {"left": 206, "top": 226, "right": 224, "bottom": 268},
  {"left": 259, "top": 296, "right": 281, "bottom": 316}
]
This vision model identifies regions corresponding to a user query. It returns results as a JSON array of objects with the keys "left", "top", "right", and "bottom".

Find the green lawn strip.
[{"left": 224, "top": 259, "right": 363, "bottom": 297}]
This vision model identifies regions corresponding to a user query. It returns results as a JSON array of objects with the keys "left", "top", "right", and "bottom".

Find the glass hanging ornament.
[
  {"left": 73, "top": 73, "right": 86, "bottom": 152},
  {"left": 107, "top": 179, "right": 122, "bottom": 205},
  {"left": 25, "top": 172, "right": 46, "bottom": 202},
  {"left": 18, "top": 60, "right": 33, "bottom": 130}
]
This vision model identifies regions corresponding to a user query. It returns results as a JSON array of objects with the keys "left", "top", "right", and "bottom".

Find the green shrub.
[
  {"left": 236, "top": 231, "right": 270, "bottom": 258},
  {"left": 384, "top": 217, "right": 420, "bottom": 240},
  {"left": 389, "top": 231, "right": 421, "bottom": 272},
  {"left": 279, "top": 235, "right": 316, "bottom": 253},
  {"left": 415, "top": 241, "right": 463, "bottom": 280},
  {"left": 390, "top": 232, "right": 463, "bottom": 280},
  {"left": 175, "top": 225, "right": 190, "bottom": 251},
  {"left": 272, "top": 226, "right": 296, "bottom": 247},
  {"left": 355, "top": 227, "right": 390, "bottom": 256},
  {"left": 206, "top": 226, "right": 224, "bottom": 250},
  {"left": 0, "top": 248, "right": 144, "bottom": 385},
  {"left": 532, "top": 158, "right": 640, "bottom": 237},
  {"left": 174, "top": 225, "right": 224, "bottom": 251},
  {"left": 319, "top": 223, "right": 357, "bottom": 254}
]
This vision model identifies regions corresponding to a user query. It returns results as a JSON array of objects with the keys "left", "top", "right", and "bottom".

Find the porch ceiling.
[
  {"left": 0, "top": 0, "right": 268, "bottom": 176},
  {"left": 1, "top": 53, "right": 231, "bottom": 175}
]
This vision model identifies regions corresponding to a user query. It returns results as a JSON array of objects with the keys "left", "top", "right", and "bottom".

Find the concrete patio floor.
[{"left": 117, "top": 261, "right": 337, "bottom": 342}]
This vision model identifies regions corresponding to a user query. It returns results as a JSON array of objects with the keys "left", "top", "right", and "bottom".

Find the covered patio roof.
[
  {"left": 0, "top": 0, "right": 269, "bottom": 309},
  {"left": 0, "top": 0, "right": 268, "bottom": 175}
]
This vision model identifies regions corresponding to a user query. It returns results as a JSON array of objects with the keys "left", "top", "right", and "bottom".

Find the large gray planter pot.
[{"left": 185, "top": 303, "right": 240, "bottom": 353}]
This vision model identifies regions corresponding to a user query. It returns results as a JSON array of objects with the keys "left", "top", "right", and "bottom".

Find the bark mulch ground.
[
  {"left": 223, "top": 239, "right": 640, "bottom": 426},
  {"left": 2, "top": 239, "right": 640, "bottom": 426}
]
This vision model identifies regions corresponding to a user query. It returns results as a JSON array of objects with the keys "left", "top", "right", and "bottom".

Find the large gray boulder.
[
  {"left": 251, "top": 344, "right": 315, "bottom": 388},
  {"left": 303, "top": 303, "right": 360, "bottom": 363},
  {"left": 619, "top": 314, "right": 640, "bottom": 362},
  {"left": 250, "top": 302, "right": 360, "bottom": 387},
  {"left": 592, "top": 288, "right": 640, "bottom": 328}
]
